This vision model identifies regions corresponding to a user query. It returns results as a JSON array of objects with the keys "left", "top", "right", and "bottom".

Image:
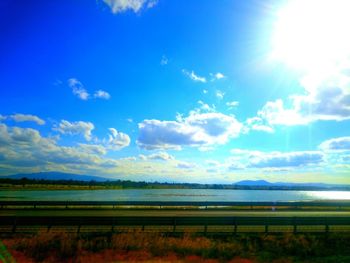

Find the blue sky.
[{"left": 1, "top": 0, "right": 350, "bottom": 184}]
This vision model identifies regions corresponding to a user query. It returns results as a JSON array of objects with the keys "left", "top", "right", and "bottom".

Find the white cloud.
[
  {"left": 319, "top": 136, "right": 350, "bottom": 151},
  {"left": 0, "top": 123, "right": 118, "bottom": 171},
  {"left": 210, "top": 72, "right": 225, "bottom": 81},
  {"left": 139, "top": 151, "right": 174, "bottom": 161},
  {"left": 197, "top": 100, "right": 215, "bottom": 112},
  {"left": 226, "top": 101, "right": 239, "bottom": 109},
  {"left": 257, "top": 99, "right": 308, "bottom": 126},
  {"left": 176, "top": 161, "right": 196, "bottom": 169},
  {"left": 160, "top": 55, "right": 168, "bottom": 65},
  {"left": 248, "top": 151, "right": 324, "bottom": 168},
  {"left": 94, "top": 90, "right": 111, "bottom": 100},
  {"left": 139, "top": 154, "right": 147, "bottom": 160},
  {"left": 120, "top": 156, "right": 137, "bottom": 161},
  {"left": 54, "top": 120, "right": 95, "bottom": 141},
  {"left": 103, "top": 0, "right": 158, "bottom": 14},
  {"left": 227, "top": 149, "right": 325, "bottom": 170},
  {"left": 8, "top": 114, "right": 45, "bottom": 125},
  {"left": 205, "top": 160, "right": 221, "bottom": 167},
  {"left": 78, "top": 144, "right": 107, "bottom": 155},
  {"left": 106, "top": 128, "right": 131, "bottom": 150},
  {"left": 137, "top": 111, "right": 242, "bottom": 150},
  {"left": 68, "top": 78, "right": 111, "bottom": 101},
  {"left": 245, "top": 117, "right": 274, "bottom": 133},
  {"left": 182, "top": 69, "right": 207, "bottom": 83},
  {"left": 68, "top": 78, "right": 90, "bottom": 100},
  {"left": 203, "top": 89, "right": 208, "bottom": 94},
  {"left": 256, "top": 62, "right": 350, "bottom": 126},
  {"left": 215, "top": 90, "right": 225, "bottom": 100}
]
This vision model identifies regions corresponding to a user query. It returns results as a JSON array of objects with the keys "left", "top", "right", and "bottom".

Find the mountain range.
[{"left": 2, "top": 172, "right": 347, "bottom": 188}]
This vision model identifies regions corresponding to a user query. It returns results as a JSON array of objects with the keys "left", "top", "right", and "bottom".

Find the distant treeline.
[{"left": 1, "top": 177, "right": 350, "bottom": 191}]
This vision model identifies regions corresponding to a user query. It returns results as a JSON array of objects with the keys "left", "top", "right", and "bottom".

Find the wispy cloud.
[
  {"left": 68, "top": 78, "right": 111, "bottom": 101},
  {"left": 182, "top": 69, "right": 207, "bottom": 83},
  {"left": 103, "top": 0, "right": 158, "bottom": 14},
  {"left": 176, "top": 161, "right": 196, "bottom": 169},
  {"left": 215, "top": 90, "right": 225, "bottom": 99},
  {"left": 245, "top": 117, "right": 274, "bottom": 133},
  {"left": 160, "top": 55, "right": 168, "bottom": 65},
  {"left": 94, "top": 90, "right": 111, "bottom": 100},
  {"left": 7, "top": 114, "right": 45, "bottom": 125},
  {"left": 210, "top": 72, "right": 225, "bottom": 81},
  {"left": 139, "top": 151, "right": 175, "bottom": 161},
  {"left": 226, "top": 101, "right": 239, "bottom": 109},
  {"left": 68, "top": 78, "right": 90, "bottom": 100}
]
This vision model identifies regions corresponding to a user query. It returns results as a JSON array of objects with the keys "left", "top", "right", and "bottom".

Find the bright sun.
[{"left": 272, "top": 0, "right": 350, "bottom": 72}]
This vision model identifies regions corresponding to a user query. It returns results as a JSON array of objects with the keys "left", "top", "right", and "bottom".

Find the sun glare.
[{"left": 272, "top": 0, "right": 350, "bottom": 72}]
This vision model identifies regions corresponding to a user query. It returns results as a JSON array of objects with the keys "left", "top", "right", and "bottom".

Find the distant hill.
[
  {"left": 6, "top": 172, "right": 110, "bottom": 182},
  {"left": 234, "top": 180, "right": 272, "bottom": 186},
  {"left": 2, "top": 173, "right": 348, "bottom": 189}
]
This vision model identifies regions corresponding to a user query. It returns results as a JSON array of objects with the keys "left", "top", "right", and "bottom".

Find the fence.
[
  {"left": 1, "top": 215, "right": 350, "bottom": 234},
  {"left": 1, "top": 200, "right": 350, "bottom": 209}
]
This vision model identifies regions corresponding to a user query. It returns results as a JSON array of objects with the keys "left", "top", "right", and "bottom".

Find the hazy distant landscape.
[{"left": 2, "top": 172, "right": 350, "bottom": 191}]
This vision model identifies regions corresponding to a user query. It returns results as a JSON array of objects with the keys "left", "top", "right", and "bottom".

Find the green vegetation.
[
  {"left": 1, "top": 178, "right": 350, "bottom": 191},
  {"left": 3, "top": 231, "right": 350, "bottom": 262}
]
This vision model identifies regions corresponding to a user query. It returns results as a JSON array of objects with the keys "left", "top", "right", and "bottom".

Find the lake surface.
[{"left": 1, "top": 189, "right": 350, "bottom": 202}]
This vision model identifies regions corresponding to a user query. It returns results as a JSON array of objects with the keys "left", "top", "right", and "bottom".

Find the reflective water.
[{"left": 1, "top": 189, "right": 350, "bottom": 201}]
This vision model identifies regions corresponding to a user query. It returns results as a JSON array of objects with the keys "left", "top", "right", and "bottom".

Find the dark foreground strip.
[{"left": 1, "top": 216, "right": 350, "bottom": 234}]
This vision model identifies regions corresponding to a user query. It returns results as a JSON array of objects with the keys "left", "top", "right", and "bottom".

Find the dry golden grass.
[{"left": 3, "top": 231, "right": 350, "bottom": 262}]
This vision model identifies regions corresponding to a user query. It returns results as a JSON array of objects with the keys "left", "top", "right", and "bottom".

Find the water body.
[{"left": 1, "top": 189, "right": 350, "bottom": 202}]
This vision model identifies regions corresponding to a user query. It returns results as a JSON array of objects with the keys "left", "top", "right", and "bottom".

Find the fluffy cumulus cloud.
[
  {"left": 319, "top": 136, "right": 350, "bottom": 151},
  {"left": 256, "top": 63, "right": 350, "bottom": 127},
  {"left": 94, "top": 90, "right": 111, "bottom": 100},
  {"left": 137, "top": 111, "right": 242, "bottom": 150},
  {"left": 106, "top": 128, "right": 130, "bottom": 150},
  {"left": 0, "top": 123, "right": 118, "bottom": 172},
  {"left": 53, "top": 120, "right": 95, "bottom": 141},
  {"left": 256, "top": 99, "right": 307, "bottom": 126},
  {"left": 2, "top": 114, "right": 45, "bottom": 125},
  {"left": 103, "top": 0, "right": 158, "bottom": 14},
  {"left": 182, "top": 69, "right": 207, "bottom": 83}
]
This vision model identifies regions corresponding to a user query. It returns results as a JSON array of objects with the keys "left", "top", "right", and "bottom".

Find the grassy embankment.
[{"left": 2, "top": 231, "right": 350, "bottom": 262}]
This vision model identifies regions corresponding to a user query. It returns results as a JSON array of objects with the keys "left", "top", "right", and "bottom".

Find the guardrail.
[
  {"left": 1, "top": 215, "right": 350, "bottom": 234},
  {"left": 1, "top": 200, "right": 350, "bottom": 209}
]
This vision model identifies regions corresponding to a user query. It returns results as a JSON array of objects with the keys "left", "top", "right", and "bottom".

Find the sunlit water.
[{"left": 1, "top": 189, "right": 350, "bottom": 202}]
